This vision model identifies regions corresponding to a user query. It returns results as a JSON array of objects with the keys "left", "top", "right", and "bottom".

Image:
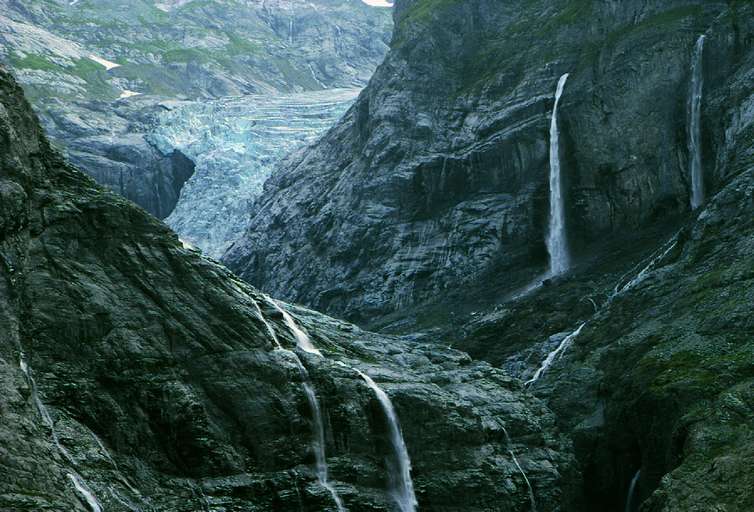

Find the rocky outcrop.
[
  {"left": 225, "top": 0, "right": 752, "bottom": 327},
  {"left": 0, "top": 66, "right": 574, "bottom": 511},
  {"left": 38, "top": 97, "right": 196, "bottom": 219}
]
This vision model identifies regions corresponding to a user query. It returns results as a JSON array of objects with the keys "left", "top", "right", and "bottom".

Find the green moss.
[
  {"left": 8, "top": 54, "right": 61, "bottom": 72},
  {"left": 162, "top": 48, "right": 212, "bottom": 64}
]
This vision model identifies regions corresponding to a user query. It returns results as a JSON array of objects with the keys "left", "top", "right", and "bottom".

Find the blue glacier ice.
[{"left": 148, "top": 88, "right": 360, "bottom": 258}]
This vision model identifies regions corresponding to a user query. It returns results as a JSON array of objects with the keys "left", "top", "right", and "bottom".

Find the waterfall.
[
  {"left": 272, "top": 300, "right": 323, "bottom": 356},
  {"left": 525, "top": 323, "right": 585, "bottom": 386},
  {"left": 501, "top": 426, "right": 537, "bottom": 512},
  {"left": 303, "top": 383, "right": 346, "bottom": 512},
  {"left": 546, "top": 73, "right": 571, "bottom": 276},
  {"left": 19, "top": 354, "right": 74, "bottom": 463},
  {"left": 612, "top": 235, "right": 679, "bottom": 298},
  {"left": 358, "top": 371, "right": 417, "bottom": 512},
  {"left": 67, "top": 473, "right": 103, "bottom": 512},
  {"left": 255, "top": 299, "right": 344, "bottom": 510},
  {"left": 625, "top": 470, "right": 641, "bottom": 512},
  {"left": 688, "top": 35, "right": 706, "bottom": 210}
]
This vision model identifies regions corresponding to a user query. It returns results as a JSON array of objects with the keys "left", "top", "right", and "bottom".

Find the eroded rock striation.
[{"left": 0, "top": 65, "right": 574, "bottom": 511}]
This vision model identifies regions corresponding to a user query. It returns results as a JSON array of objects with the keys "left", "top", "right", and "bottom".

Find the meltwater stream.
[
  {"left": 547, "top": 73, "right": 571, "bottom": 276},
  {"left": 149, "top": 88, "right": 359, "bottom": 258},
  {"left": 525, "top": 323, "right": 585, "bottom": 386},
  {"left": 625, "top": 470, "right": 641, "bottom": 512},
  {"left": 254, "top": 298, "right": 345, "bottom": 511},
  {"left": 19, "top": 354, "right": 104, "bottom": 512},
  {"left": 358, "top": 372, "right": 418, "bottom": 512},
  {"left": 688, "top": 35, "right": 706, "bottom": 210}
]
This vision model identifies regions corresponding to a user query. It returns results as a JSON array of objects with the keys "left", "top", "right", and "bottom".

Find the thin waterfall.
[
  {"left": 501, "top": 425, "right": 537, "bottom": 512},
  {"left": 20, "top": 354, "right": 104, "bottom": 511},
  {"left": 303, "top": 383, "right": 346, "bottom": 512},
  {"left": 255, "top": 299, "right": 344, "bottom": 511},
  {"left": 358, "top": 371, "right": 417, "bottom": 512},
  {"left": 67, "top": 473, "right": 103, "bottom": 512},
  {"left": 19, "top": 354, "right": 73, "bottom": 463},
  {"left": 272, "top": 300, "right": 323, "bottom": 356},
  {"left": 525, "top": 323, "right": 585, "bottom": 386},
  {"left": 625, "top": 470, "right": 641, "bottom": 512},
  {"left": 688, "top": 35, "right": 706, "bottom": 210},
  {"left": 547, "top": 73, "right": 571, "bottom": 276}
]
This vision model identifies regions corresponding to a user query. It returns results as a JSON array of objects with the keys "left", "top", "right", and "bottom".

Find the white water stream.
[
  {"left": 358, "top": 371, "right": 417, "bottom": 512},
  {"left": 547, "top": 73, "right": 571, "bottom": 275},
  {"left": 688, "top": 35, "right": 706, "bottom": 210}
]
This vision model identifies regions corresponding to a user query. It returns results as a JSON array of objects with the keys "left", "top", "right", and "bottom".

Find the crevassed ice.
[{"left": 149, "top": 88, "right": 360, "bottom": 259}]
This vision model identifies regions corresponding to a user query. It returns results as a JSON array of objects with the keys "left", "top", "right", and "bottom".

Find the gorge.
[{"left": 1, "top": 1, "right": 753, "bottom": 511}]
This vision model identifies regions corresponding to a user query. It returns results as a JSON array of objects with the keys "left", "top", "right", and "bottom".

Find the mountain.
[
  {"left": 224, "top": 0, "right": 752, "bottom": 330},
  {"left": 0, "top": 65, "right": 574, "bottom": 511},
  {"left": 221, "top": 0, "right": 754, "bottom": 510},
  {"left": 0, "top": 0, "right": 392, "bottom": 218}
]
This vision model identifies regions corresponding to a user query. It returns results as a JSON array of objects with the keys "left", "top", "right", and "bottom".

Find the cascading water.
[
  {"left": 358, "top": 371, "right": 417, "bottom": 512},
  {"left": 254, "top": 299, "right": 345, "bottom": 511},
  {"left": 271, "top": 300, "right": 323, "bottom": 356},
  {"left": 501, "top": 425, "right": 537, "bottom": 512},
  {"left": 547, "top": 73, "right": 571, "bottom": 276},
  {"left": 525, "top": 322, "right": 585, "bottom": 386},
  {"left": 625, "top": 470, "right": 641, "bottom": 512},
  {"left": 303, "top": 383, "right": 346, "bottom": 512},
  {"left": 67, "top": 473, "right": 103, "bottom": 512},
  {"left": 19, "top": 354, "right": 73, "bottom": 463},
  {"left": 688, "top": 35, "right": 706, "bottom": 210},
  {"left": 20, "top": 354, "right": 104, "bottom": 511}
]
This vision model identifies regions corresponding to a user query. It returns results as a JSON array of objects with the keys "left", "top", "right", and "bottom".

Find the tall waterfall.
[
  {"left": 688, "top": 35, "right": 706, "bottom": 210},
  {"left": 625, "top": 470, "right": 641, "bottom": 512},
  {"left": 547, "top": 73, "right": 571, "bottom": 275},
  {"left": 358, "top": 371, "right": 417, "bottom": 512}
]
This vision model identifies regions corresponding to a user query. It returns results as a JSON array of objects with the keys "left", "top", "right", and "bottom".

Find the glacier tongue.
[{"left": 148, "top": 88, "right": 360, "bottom": 258}]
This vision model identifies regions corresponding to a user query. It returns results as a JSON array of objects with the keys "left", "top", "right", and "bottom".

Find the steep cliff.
[
  {"left": 225, "top": 0, "right": 752, "bottom": 328},
  {"left": 0, "top": 65, "right": 574, "bottom": 511},
  {"left": 455, "top": 15, "right": 754, "bottom": 510}
]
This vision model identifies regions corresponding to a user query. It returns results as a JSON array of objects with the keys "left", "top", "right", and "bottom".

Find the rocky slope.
[
  {"left": 0, "top": 65, "right": 575, "bottom": 511},
  {"left": 225, "top": 0, "right": 752, "bottom": 328},
  {"left": 0, "top": 0, "right": 392, "bottom": 218}
]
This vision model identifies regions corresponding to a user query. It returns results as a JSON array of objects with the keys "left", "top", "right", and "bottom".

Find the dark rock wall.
[
  {"left": 225, "top": 0, "right": 751, "bottom": 327},
  {"left": 0, "top": 65, "right": 574, "bottom": 511},
  {"left": 456, "top": 16, "right": 754, "bottom": 510}
]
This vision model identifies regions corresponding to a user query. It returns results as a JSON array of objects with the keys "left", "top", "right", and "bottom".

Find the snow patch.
[
  {"left": 118, "top": 90, "right": 141, "bottom": 99},
  {"left": 88, "top": 54, "right": 120, "bottom": 70}
]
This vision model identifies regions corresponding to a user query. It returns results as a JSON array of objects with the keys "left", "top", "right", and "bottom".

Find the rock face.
[
  {"left": 0, "top": 66, "right": 574, "bottom": 511},
  {"left": 225, "top": 0, "right": 751, "bottom": 327},
  {"left": 455, "top": 21, "right": 754, "bottom": 511},
  {"left": 0, "top": 0, "right": 392, "bottom": 218}
]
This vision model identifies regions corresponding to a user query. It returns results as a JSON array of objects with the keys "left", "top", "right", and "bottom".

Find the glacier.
[{"left": 148, "top": 88, "right": 360, "bottom": 258}]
